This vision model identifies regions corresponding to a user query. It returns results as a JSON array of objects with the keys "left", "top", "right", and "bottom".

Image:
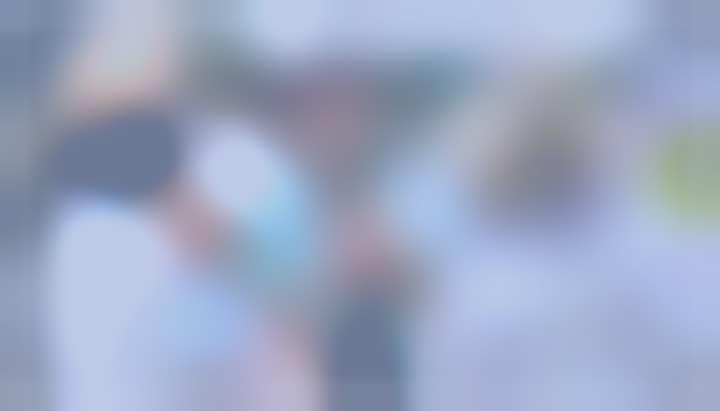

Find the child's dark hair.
[{"left": 48, "top": 108, "right": 182, "bottom": 202}]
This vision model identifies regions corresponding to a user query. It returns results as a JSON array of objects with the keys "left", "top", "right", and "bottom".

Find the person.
[
  {"left": 381, "top": 71, "right": 658, "bottom": 411},
  {"left": 45, "top": 107, "right": 245, "bottom": 411},
  {"left": 322, "top": 194, "right": 419, "bottom": 411},
  {"left": 184, "top": 112, "right": 326, "bottom": 411}
]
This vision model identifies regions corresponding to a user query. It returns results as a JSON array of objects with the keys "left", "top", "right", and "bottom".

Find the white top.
[{"left": 48, "top": 198, "right": 176, "bottom": 411}]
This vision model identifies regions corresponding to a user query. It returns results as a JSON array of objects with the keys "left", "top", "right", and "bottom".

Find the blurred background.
[{"left": 1, "top": 0, "right": 719, "bottom": 410}]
